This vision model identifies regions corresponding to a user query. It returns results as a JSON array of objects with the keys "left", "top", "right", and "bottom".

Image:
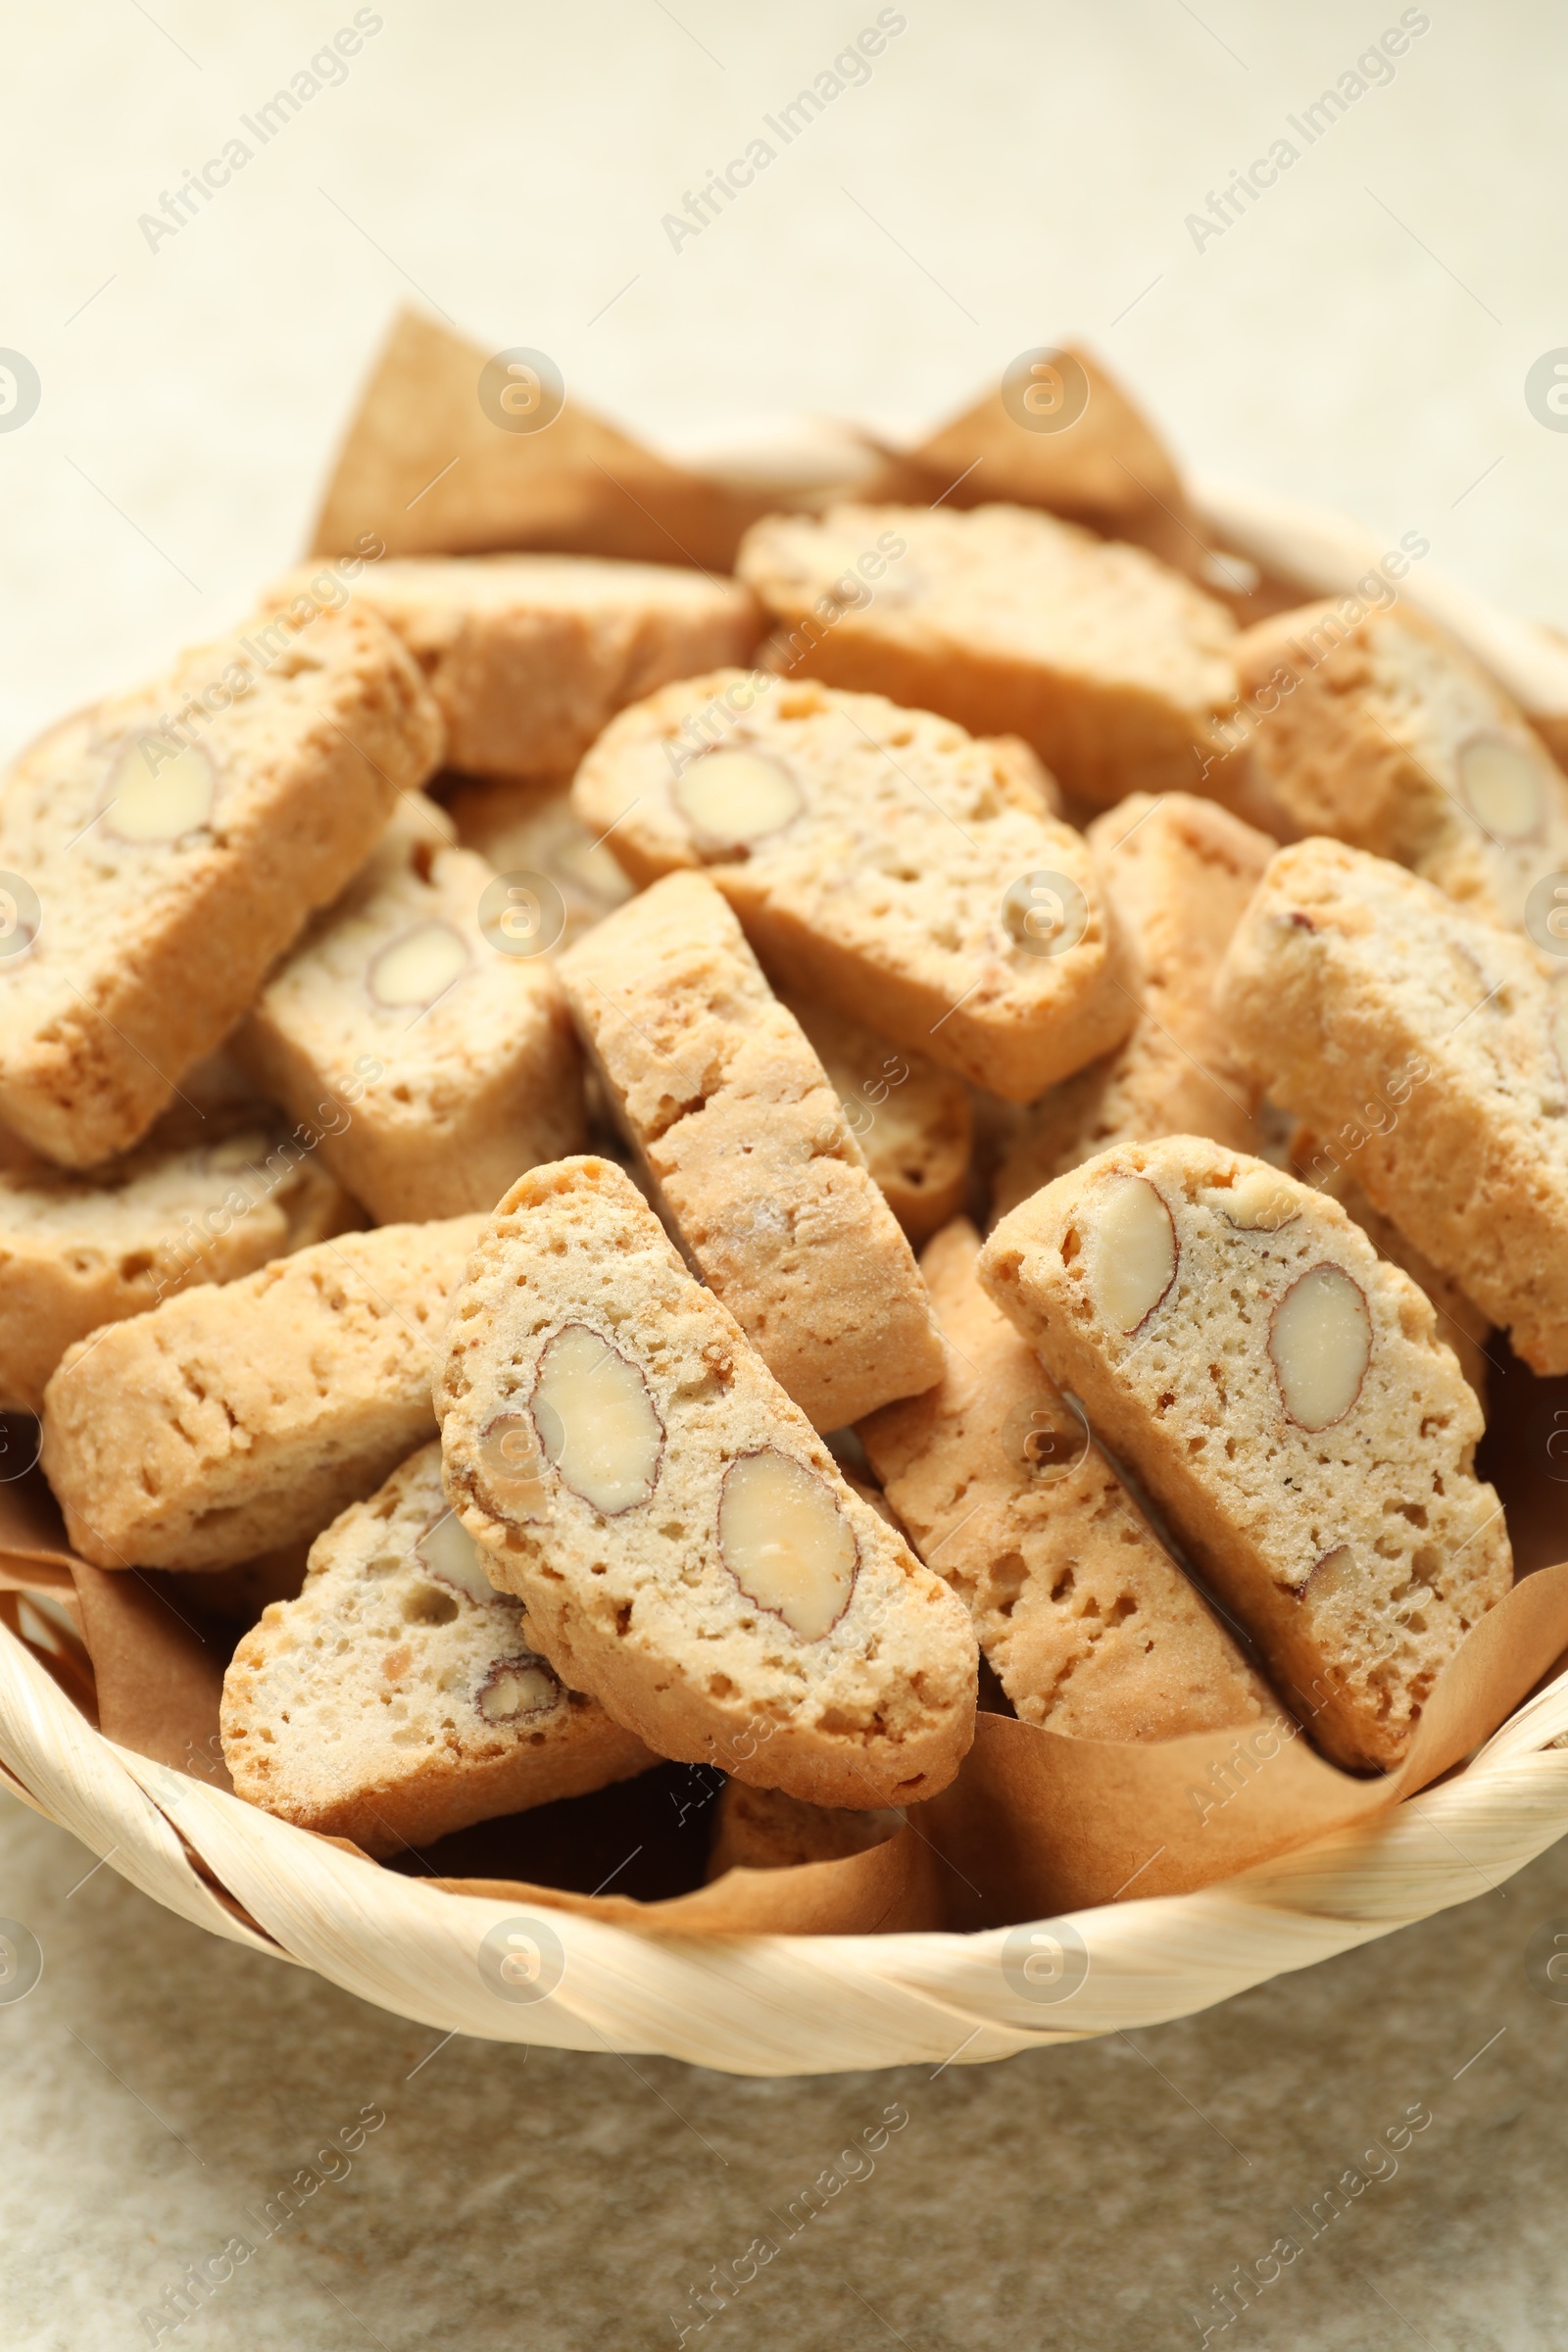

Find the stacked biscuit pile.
[{"left": 9, "top": 435, "right": 1558, "bottom": 1881}]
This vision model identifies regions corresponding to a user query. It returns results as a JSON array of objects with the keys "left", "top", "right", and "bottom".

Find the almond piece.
[
  {"left": 474, "top": 1413, "right": 555, "bottom": 1521},
  {"left": 1206, "top": 1167, "right": 1300, "bottom": 1232},
  {"left": 717, "top": 1447, "right": 858, "bottom": 1640},
  {"left": 1268, "top": 1264, "right": 1371, "bottom": 1430},
  {"left": 476, "top": 1655, "right": 559, "bottom": 1721},
  {"left": 416, "top": 1508, "right": 501, "bottom": 1603},
  {"left": 670, "top": 748, "right": 804, "bottom": 857},
  {"left": 1458, "top": 733, "right": 1543, "bottom": 842},
  {"left": 367, "top": 918, "right": 470, "bottom": 1009},
  {"left": 1090, "top": 1173, "right": 1177, "bottom": 1332},
  {"left": 101, "top": 737, "right": 216, "bottom": 843},
  {"left": 530, "top": 1322, "right": 662, "bottom": 1515}
]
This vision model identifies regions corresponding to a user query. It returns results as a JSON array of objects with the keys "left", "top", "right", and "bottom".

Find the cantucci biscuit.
[
  {"left": 444, "top": 775, "right": 634, "bottom": 951},
  {"left": 0, "top": 1123, "right": 355, "bottom": 1414},
  {"left": 993, "top": 792, "right": 1273, "bottom": 1219},
  {"left": 779, "top": 988, "right": 971, "bottom": 1245},
  {"left": 220, "top": 1442, "right": 652, "bottom": 1854},
  {"left": 434, "top": 1157, "right": 977, "bottom": 1808},
  {"left": 40, "top": 1213, "right": 485, "bottom": 1570},
  {"left": 734, "top": 503, "right": 1239, "bottom": 807},
  {"left": 979, "top": 1139, "right": 1511, "bottom": 1771},
  {"left": 0, "top": 604, "right": 442, "bottom": 1167},
  {"left": 571, "top": 671, "right": 1134, "bottom": 1102},
  {"left": 1291, "top": 1130, "right": 1493, "bottom": 1404},
  {"left": 1232, "top": 600, "right": 1568, "bottom": 935},
  {"left": 859, "top": 1219, "right": 1274, "bottom": 1740},
  {"left": 1219, "top": 838, "right": 1568, "bottom": 1374},
  {"left": 267, "top": 554, "right": 760, "bottom": 780},
  {"left": 707, "top": 1781, "right": 904, "bottom": 1876},
  {"left": 558, "top": 873, "right": 943, "bottom": 1429},
  {"left": 237, "top": 796, "right": 584, "bottom": 1221}
]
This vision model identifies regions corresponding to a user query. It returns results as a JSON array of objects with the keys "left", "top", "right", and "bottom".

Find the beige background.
[{"left": 4, "top": 1, "right": 1568, "bottom": 2344}]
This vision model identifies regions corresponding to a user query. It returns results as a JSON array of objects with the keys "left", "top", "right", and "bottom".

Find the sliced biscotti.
[
  {"left": 734, "top": 503, "right": 1239, "bottom": 808},
  {"left": 707, "top": 1782, "right": 905, "bottom": 1877},
  {"left": 859, "top": 1219, "right": 1273, "bottom": 1740},
  {"left": 444, "top": 775, "right": 634, "bottom": 951},
  {"left": 779, "top": 989, "right": 971, "bottom": 1245},
  {"left": 994, "top": 793, "right": 1274, "bottom": 1219},
  {"left": 1219, "top": 837, "right": 1568, "bottom": 1373},
  {"left": 558, "top": 874, "right": 943, "bottom": 1428},
  {"left": 0, "top": 603, "right": 442, "bottom": 1167},
  {"left": 435, "top": 1157, "right": 977, "bottom": 1808},
  {"left": 1291, "top": 1131, "right": 1494, "bottom": 1403},
  {"left": 1233, "top": 600, "right": 1568, "bottom": 935},
  {"left": 236, "top": 796, "right": 584, "bottom": 1222},
  {"left": 40, "top": 1213, "right": 485, "bottom": 1570},
  {"left": 0, "top": 1123, "right": 355, "bottom": 1414},
  {"left": 571, "top": 671, "right": 1134, "bottom": 1102},
  {"left": 268, "top": 554, "right": 760, "bottom": 781},
  {"left": 221, "top": 1442, "right": 653, "bottom": 1854},
  {"left": 979, "top": 1139, "right": 1511, "bottom": 1771}
]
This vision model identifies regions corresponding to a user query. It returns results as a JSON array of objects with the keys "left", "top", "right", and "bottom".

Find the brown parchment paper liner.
[
  {"left": 309, "top": 309, "right": 778, "bottom": 573},
  {"left": 3, "top": 1459, "right": 1565, "bottom": 1939}
]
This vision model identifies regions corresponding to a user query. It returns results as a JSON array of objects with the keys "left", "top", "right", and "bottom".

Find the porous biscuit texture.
[
  {"left": 41, "top": 1213, "right": 486, "bottom": 1570},
  {"left": 979, "top": 1139, "right": 1510, "bottom": 1771},
  {"left": 558, "top": 873, "right": 944, "bottom": 1429},
  {"left": 0, "top": 604, "right": 443, "bottom": 1167},
  {"left": 860, "top": 1219, "right": 1274, "bottom": 1740},
  {"left": 994, "top": 792, "right": 1274, "bottom": 1219},
  {"left": 221, "top": 1442, "right": 652, "bottom": 1854},
  {"left": 780, "top": 988, "right": 971, "bottom": 1245},
  {"left": 1219, "top": 837, "right": 1568, "bottom": 1374},
  {"left": 435, "top": 1157, "right": 978, "bottom": 1808},
  {"left": 269, "top": 554, "right": 760, "bottom": 780},
  {"left": 238, "top": 796, "right": 584, "bottom": 1222},
  {"left": 1291, "top": 1130, "right": 1493, "bottom": 1404},
  {"left": 734, "top": 503, "right": 1239, "bottom": 807},
  {"left": 1233, "top": 600, "right": 1568, "bottom": 936},
  {"left": 444, "top": 776, "right": 635, "bottom": 951},
  {"left": 0, "top": 1123, "right": 355, "bottom": 1414},
  {"left": 571, "top": 671, "right": 1134, "bottom": 1102}
]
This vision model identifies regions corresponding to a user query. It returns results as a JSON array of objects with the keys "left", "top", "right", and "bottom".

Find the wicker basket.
[{"left": 4, "top": 474, "right": 1566, "bottom": 2079}]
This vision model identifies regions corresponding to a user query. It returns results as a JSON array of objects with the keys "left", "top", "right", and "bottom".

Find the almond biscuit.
[
  {"left": 268, "top": 553, "right": 760, "bottom": 780},
  {"left": 1233, "top": 600, "right": 1568, "bottom": 936},
  {"left": 860, "top": 1219, "right": 1274, "bottom": 1740},
  {"left": 1290, "top": 1130, "right": 1493, "bottom": 1403},
  {"left": 1219, "top": 838, "right": 1568, "bottom": 1373},
  {"left": 734, "top": 503, "right": 1239, "bottom": 807},
  {"left": 979, "top": 1139, "right": 1510, "bottom": 1771},
  {"left": 237, "top": 796, "right": 584, "bottom": 1222},
  {"left": 707, "top": 1781, "right": 905, "bottom": 1876},
  {"left": 558, "top": 873, "right": 943, "bottom": 1429},
  {"left": 444, "top": 775, "right": 635, "bottom": 951},
  {"left": 779, "top": 988, "right": 971, "bottom": 1245},
  {"left": 0, "top": 1123, "right": 355, "bottom": 1414},
  {"left": 994, "top": 792, "right": 1273, "bottom": 1218},
  {"left": 41, "top": 1213, "right": 485, "bottom": 1570},
  {"left": 0, "top": 604, "right": 442, "bottom": 1166},
  {"left": 221, "top": 1442, "right": 652, "bottom": 1854},
  {"left": 571, "top": 671, "right": 1134, "bottom": 1102},
  {"left": 434, "top": 1156, "right": 978, "bottom": 1808}
]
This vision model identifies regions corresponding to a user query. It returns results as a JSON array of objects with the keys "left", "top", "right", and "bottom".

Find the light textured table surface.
[{"left": 4, "top": 3, "right": 1568, "bottom": 2345}]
